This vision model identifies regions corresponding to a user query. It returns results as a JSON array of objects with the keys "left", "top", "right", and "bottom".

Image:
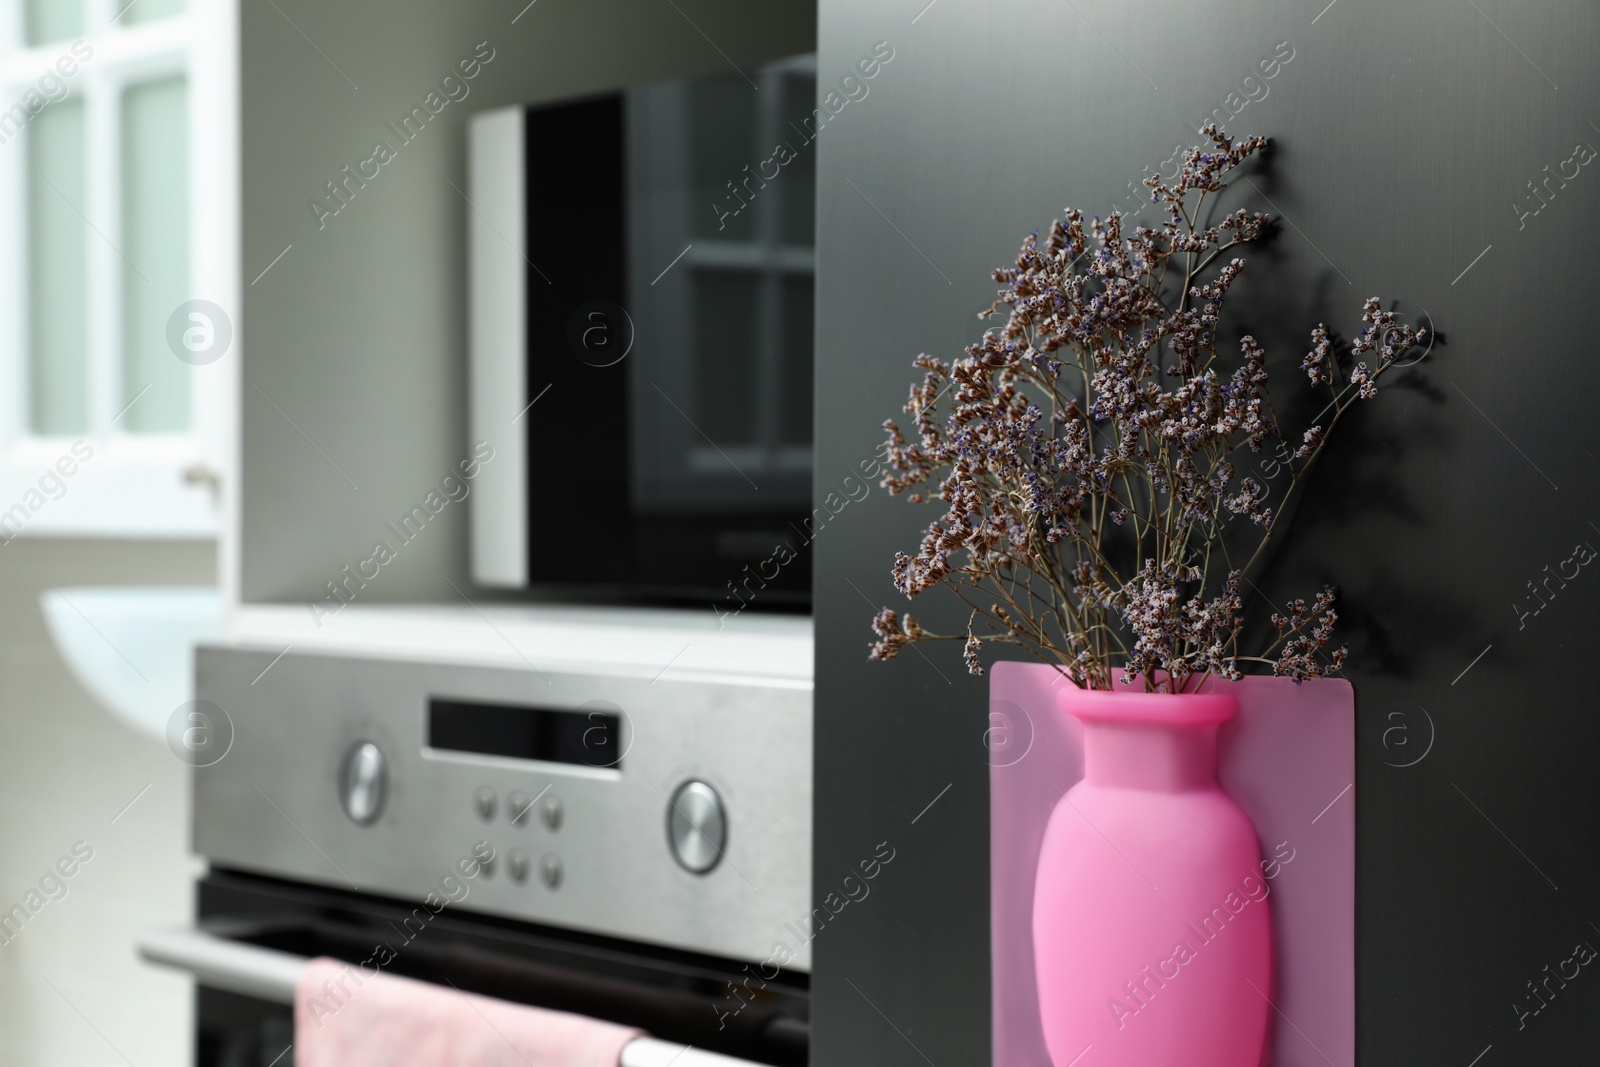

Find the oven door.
[{"left": 141, "top": 871, "right": 808, "bottom": 1067}]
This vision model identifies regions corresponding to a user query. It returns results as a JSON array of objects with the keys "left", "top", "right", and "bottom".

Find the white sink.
[{"left": 41, "top": 586, "right": 224, "bottom": 742}]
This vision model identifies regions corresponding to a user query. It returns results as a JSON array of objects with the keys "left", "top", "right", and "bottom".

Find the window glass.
[
  {"left": 692, "top": 269, "right": 759, "bottom": 444},
  {"left": 28, "top": 98, "right": 89, "bottom": 434},
  {"left": 121, "top": 76, "right": 190, "bottom": 433},
  {"left": 779, "top": 275, "right": 813, "bottom": 446},
  {"left": 25, "top": 0, "right": 84, "bottom": 46},
  {"left": 778, "top": 74, "right": 816, "bottom": 247},
  {"left": 690, "top": 76, "right": 757, "bottom": 241}
]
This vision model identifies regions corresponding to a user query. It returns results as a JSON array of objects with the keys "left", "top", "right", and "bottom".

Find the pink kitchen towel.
[{"left": 295, "top": 957, "right": 643, "bottom": 1067}]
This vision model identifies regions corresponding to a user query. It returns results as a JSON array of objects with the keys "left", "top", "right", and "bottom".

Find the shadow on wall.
[{"left": 1197, "top": 152, "right": 1467, "bottom": 680}]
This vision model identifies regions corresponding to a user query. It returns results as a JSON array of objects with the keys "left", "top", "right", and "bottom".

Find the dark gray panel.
[
  {"left": 814, "top": 0, "right": 1600, "bottom": 1064},
  {"left": 241, "top": 0, "right": 814, "bottom": 602}
]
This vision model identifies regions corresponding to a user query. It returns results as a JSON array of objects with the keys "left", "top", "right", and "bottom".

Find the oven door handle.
[
  {"left": 137, "top": 927, "right": 766, "bottom": 1067},
  {"left": 138, "top": 925, "right": 303, "bottom": 1003}
]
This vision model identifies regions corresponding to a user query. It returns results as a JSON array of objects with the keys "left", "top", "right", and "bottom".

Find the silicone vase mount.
[{"left": 1032, "top": 686, "right": 1272, "bottom": 1067}]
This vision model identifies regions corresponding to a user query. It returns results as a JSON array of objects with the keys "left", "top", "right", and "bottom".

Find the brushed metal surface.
[
  {"left": 667, "top": 780, "right": 727, "bottom": 874},
  {"left": 139, "top": 927, "right": 308, "bottom": 1004},
  {"left": 338, "top": 740, "right": 387, "bottom": 825},
  {"left": 194, "top": 646, "right": 813, "bottom": 970}
]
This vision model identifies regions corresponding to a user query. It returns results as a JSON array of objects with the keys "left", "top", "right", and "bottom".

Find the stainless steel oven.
[{"left": 141, "top": 644, "right": 812, "bottom": 1066}]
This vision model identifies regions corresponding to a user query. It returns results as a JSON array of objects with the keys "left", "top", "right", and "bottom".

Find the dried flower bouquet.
[{"left": 869, "top": 126, "right": 1424, "bottom": 693}]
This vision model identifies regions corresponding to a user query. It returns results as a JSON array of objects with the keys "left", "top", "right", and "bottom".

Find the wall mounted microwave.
[{"left": 467, "top": 56, "right": 817, "bottom": 610}]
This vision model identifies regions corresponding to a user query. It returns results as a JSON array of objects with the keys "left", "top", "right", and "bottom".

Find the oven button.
[
  {"left": 338, "top": 741, "right": 387, "bottom": 826},
  {"left": 539, "top": 853, "right": 563, "bottom": 889},
  {"left": 508, "top": 848, "right": 529, "bottom": 884},
  {"left": 474, "top": 787, "right": 496, "bottom": 822},
  {"left": 507, "top": 791, "right": 531, "bottom": 827},
  {"left": 667, "top": 780, "right": 725, "bottom": 875},
  {"left": 476, "top": 841, "right": 494, "bottom": 879},
  {"left": 540, "top": 794, "right": 563, "bottom": 831}
]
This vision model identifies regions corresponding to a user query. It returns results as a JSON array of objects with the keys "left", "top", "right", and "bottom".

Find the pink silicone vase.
[{"left": 1032, "top": 686, "right": 1272, "bottom": 1067}]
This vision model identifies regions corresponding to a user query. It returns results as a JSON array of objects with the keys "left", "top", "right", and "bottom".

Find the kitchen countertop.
[{"left": 221, "top": 602, "right": 814, "bottom": 686}]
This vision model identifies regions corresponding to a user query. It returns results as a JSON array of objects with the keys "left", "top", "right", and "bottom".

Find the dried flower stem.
[{"left": 869, "top": 125, "right": 1424, "bottom": 693}]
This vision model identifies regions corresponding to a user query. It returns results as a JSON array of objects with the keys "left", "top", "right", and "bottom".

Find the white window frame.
[{"left": 0, "top": 0, "right": 236, "bottom": 541}]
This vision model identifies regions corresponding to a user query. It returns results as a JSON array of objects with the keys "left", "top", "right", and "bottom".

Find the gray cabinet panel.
[{"left": 813, "top": 1, "right": 1600, "bottom": 1063}]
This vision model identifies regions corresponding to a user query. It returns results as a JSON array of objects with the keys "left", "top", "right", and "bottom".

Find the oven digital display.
[{"left": 428, "top": 699, "right": 623, "bottom": 768}]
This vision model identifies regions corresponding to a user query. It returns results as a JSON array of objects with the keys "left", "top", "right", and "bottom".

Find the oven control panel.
[{"left": 192, "top": 647, "right": 813, "bottom": 971}]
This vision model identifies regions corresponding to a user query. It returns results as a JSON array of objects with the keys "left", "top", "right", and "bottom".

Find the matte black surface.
[
  {"left": 813, "top": 2, "right": 1600, "bottom": 1064},
  {"left": 428, "top": 697, "right": 624, "bottom": 767}
]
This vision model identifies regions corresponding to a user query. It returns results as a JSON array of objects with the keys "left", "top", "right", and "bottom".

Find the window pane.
[
  {"left": 689, "top": 76, "right": 757, "bottom": 241},
  {"left": 779, "top": 275, "right": 813, "bottom": 446},
  {"left": 25, "top": 0, "right": 84, "bottom": 46},
  {"left": 122, "top": 77, "right": 190, "bottom": 433},
  {"left": 691, "top": 269, "right": 758, "bottom": 444},
  {"left": 122, "top": 0, "right": 185, "bottom": 25},
  {"left": 28, "top": 98, "right": 88, "bottom": 435},
  {"left": 778, "top": 74, "right": 817, "bottom": 247}
]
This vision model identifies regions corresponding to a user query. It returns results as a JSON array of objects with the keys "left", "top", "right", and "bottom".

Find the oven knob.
[
  {"left": 666, "top": 780, "right": 725, "bottom": 874},
  {"left": 338, "top": 741, "right": 387, "bottom": 826},
  {"left": 508, "top": 791, "right": 531, "bottom": 827},
  {"left": 474, "top": 787, "right": 496, "bottom": 822},
  {"left": 539, "top": 853, "right": 563, "bottom": 889},
  {"left": 476, "top": 840, "right": 495, "bottom": 879},
  {"left": 508, "top": 848, "right": 529, "bottom": 883},
  {"left": 540, "top": 794, "right": 563, "bottom": 831}
]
